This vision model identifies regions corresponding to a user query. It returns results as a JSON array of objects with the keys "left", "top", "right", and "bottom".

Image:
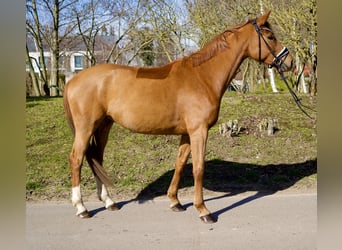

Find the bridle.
[
  {"left": 252, "top": 19, "right": 315, "bottom": 119},
  {"left": 252, "top": 20, "right": 289, "bottom": 69}
]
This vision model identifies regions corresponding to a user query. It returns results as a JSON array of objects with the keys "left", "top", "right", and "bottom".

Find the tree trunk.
[
  {"left": 26, "top": 45, "right": 41, "bottom": 96},
  {"left": 31, "top": 0, "right": 48, "bottom": 95},
  {"left": 241, "top": 60, "right": 249, "bottom": 92},
  {"left": 310, "top": 42, "right": 317, "bottom": 96},
  {"left": 49, "top": 51, "right": 59, "bottom": 96},
  {"left": 268, "top": 68, "right": 278, "bottom": 93},
  {"left": 49, "top": 0, "right": 60, "bottom": 97},
  {"left": 295, "top": 53, "right": 308, "bottom": 94}
]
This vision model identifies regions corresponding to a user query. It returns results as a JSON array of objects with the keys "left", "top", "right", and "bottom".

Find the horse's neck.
[{"left": 194, "top": 37, "right": 247, "bottom": 100}]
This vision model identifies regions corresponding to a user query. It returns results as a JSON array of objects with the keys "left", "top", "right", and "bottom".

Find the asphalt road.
[{"left": 26, "top": 192, "right": 316, "bottom": 250}]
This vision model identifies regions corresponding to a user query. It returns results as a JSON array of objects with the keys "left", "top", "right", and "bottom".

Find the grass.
[{"left": 26, "top": 91, "right": 317, "bottom": 201}]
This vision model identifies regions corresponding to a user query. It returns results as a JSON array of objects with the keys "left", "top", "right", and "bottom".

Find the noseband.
[{"left": 252, "top": 19, "right": 315, "bottom": 120}]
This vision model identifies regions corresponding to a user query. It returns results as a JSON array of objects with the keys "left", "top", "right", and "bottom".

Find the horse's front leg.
[
  {"left": 190, "top": 127, "right": 216, "bottom": 223},
  {"left": 167, "top": 135, "right": 191, "bottom": 211}
]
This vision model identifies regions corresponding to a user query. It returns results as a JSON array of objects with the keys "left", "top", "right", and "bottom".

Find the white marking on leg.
[
  {"left": 101, "top": 184, "right": 115, "bottom": 208},
  {"left": 96, "top": 178, "right": 115, "bottom": 208},
  {"left": 71, "top": 185, "right": 87, "bottom": 215}
]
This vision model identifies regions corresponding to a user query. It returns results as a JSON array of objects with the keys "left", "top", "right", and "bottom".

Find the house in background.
[
  {"left": 26, "top": 36, "right": 89, "bottom": 80},
  {"left": 26, "top": 34, "right": 126, "bottom": 85}
]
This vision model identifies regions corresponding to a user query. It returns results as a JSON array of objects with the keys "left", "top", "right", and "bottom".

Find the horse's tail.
[
  {"left": 63, "top": 84, "right": 75, "bottom": 136},
  {"left": 85, "top": 142, "right": 114, "bottom": 188}
]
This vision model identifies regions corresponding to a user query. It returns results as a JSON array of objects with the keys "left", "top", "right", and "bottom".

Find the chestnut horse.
[{"left": 64, "top": 11, "right": 293, "bottom": 223}]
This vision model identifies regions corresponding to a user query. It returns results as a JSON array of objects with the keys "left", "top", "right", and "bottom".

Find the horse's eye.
[{"left": 268, "top": 35, "right": 275, "bottom": 41}]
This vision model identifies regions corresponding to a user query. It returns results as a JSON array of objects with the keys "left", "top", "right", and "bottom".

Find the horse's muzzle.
[{"left": 280, "top": 58, "right": 294, "bottom": 72}]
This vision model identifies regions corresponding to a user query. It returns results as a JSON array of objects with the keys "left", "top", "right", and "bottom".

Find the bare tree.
[
  {"left": 40, "top": 0, "right": 77, "bottom": 96},
  {"left": 74, "top": 0, "right": 150, "bottom": 65},
  {"left": 27, "top": 0, "right": 77, "bottom": 96},
  {"left": 73, "top": 0, "right": 114, "bottom": 66},
  {"left": 141, "top": 0, "right": 188, "bottom": 65},
  {"left": 26, "top": 0, "right": 49, "bottom": 96},
  {"left": 135, "top": 27, "right": 155, "bottom": 66}
]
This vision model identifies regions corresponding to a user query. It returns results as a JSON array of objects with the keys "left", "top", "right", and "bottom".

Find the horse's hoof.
[
  {"left": 107, "top": 203, "right": 120, "bottom": 211},
  {"left": 170, "top": 203, "right": 186, "bottom": 212},
  {"left": 200, "top": 214, "right": 217, "bottom": 224},
  {"left": 78, "top": 210, "right": 90, "bottom": 218}
]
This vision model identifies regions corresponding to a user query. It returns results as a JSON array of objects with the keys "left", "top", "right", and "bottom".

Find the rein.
[{"left": 252, "top": 19, "right": 315, "bottom": 120}]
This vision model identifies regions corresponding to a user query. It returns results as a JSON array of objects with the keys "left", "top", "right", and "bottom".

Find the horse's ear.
[{"left": 256, "top": 10, "right": 271, "bottom": 26}]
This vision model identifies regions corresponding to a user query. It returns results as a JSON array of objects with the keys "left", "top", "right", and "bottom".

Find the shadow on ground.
[
  {"left": 90, "top": 159, "right": 316, "bottom": 220},
  {"left": 136, "top": 159, "right": 317, "bottom": 200}
]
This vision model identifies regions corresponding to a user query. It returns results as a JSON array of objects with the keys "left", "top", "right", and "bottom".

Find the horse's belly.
[
  {"left": 118, "top": 114, "right": 186, "bottom": 135},
  {"left": 107, "top": 102, "right": 186, "bottom": 135}
]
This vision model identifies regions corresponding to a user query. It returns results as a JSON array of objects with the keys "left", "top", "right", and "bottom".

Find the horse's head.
[{"left": 247, "top": 11, "right": 293, "bottom": 72}]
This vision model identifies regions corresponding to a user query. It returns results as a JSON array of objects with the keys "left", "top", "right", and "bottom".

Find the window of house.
[
  {"left": 74, "top": 55, "right": 83, "bottom": 69},
  {"left": 38, "top": 56, "right": 50, "bottom": 69}
]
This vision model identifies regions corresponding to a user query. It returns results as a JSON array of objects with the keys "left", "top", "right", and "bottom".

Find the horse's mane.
[{"left": 184, "top": 20, "right": 254, "bottom": 67}]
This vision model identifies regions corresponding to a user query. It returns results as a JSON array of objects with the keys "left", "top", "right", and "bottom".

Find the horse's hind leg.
[
  {"left": 69, "top": 131, "right": 93, "bottom": 218},
  {"left": 167, "top": 135, "right": 191, "bottom": 211},
  {"left": 86, "top": 118, "right": 119, "bottom": 211}
]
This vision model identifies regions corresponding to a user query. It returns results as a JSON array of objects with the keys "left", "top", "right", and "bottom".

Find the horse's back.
[{"left": 66, "top": 64, "right": 136, "bottom": 91}]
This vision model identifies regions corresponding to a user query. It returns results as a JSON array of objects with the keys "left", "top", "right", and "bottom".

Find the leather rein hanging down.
[{"left": 252, "top": 19, "right": 315, "bottom": 120}]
